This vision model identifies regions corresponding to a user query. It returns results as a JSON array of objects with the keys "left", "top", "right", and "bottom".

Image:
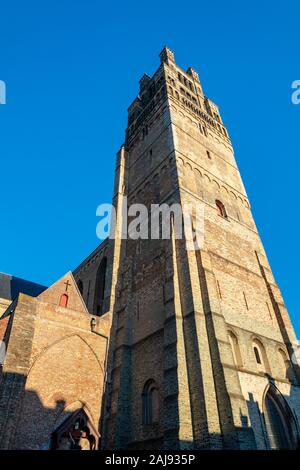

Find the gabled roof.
[{"left": 38, "top": 271, "right": 89, "bottom": 314}]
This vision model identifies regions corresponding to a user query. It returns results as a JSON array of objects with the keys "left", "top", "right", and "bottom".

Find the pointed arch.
[
  {"left": 51, "top": 406, "right": 99, "bottom": 450},
  {"left": 212, "top": 179, "right": 220, "bottom": 190},
  {"left": 203, "top": 173, "right": 211, "bottom": 184},
  {"left": 228, "top": 330, "right": 243, "bottom": 367},
  {"left": 215, "top": 199, "right": 227, "bottom": 219},
  {"left": 278, "top": 348, "right": 292, "bottom": 380},
  {"left": 142, "top": 379, "right": 159, "bottom": 425},
  {"left": 15, "top": 335, "right": 105, "bottom": 450},
  {"left": 28, "top": 333, "right": 104, "bottom": 377},
  {"left": 252, "top": 338, "right": 270, "bottom": 373},
  {"left": 263, "top": 384, "right": 299, "bottom": 449},
  {"left": 221, "top": 185, "right": 229, "bottom": 194}
]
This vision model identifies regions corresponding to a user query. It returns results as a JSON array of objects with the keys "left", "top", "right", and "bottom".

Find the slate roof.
[{"left": 0, "top": 272, "right": 46, "bottom": 301}]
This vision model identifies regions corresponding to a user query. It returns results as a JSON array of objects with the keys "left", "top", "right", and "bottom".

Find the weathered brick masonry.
[
  {"left": 0, "top": 273, "right": 109, "bottom": 449},
  {"left": 0, "top": 47, "right": 299, "bottom": 450}
]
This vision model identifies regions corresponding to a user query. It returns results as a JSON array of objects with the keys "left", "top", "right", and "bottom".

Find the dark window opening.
[
  {"left": 216, "top": 200, "right": 227, "bottom": 219},
  {"left": 142, "top": 380, "right": 159, "bottom": 426},
  {"left": 93, "top": 257, "right": 107, "bottom": 316},
  {"left": 254, "top": 346, "right": 261, "bottom": 364},
  {"left": 77, "top": 279, "right": 83, "bottom": 295}
]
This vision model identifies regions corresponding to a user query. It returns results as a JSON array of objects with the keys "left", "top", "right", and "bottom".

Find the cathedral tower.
[
  {"left": 4, "top": 47, "right": 299, "bottom": 450},
  {"left": 77, "top": 47, "right": 300, "bottom": 450}
]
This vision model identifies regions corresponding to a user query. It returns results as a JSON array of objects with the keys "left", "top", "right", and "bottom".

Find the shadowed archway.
[{"left": 263, "top": 385, "right": 299, "bottom": 449}]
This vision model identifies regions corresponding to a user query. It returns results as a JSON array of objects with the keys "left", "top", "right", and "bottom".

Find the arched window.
[
  {"left": 264, "top": 386, "right": 298, "bottom": 449},
  {"left": 59, "top": 294, "right": 68, "bottom": 308},
  {"left": 216, "top": 200, "right": 227, "bottom": 218},
  {"left": 254, "top": 346, "right": 261, "bottom": 364},
  {"left": 93, "top": 257, "right": 107, "bottom": 316},
  {"left": 278, "top": 348, "right": 291, "bottom": 380},
  {"left": 252, "top": 338, "right": 269, "bottom": 373},
  {"left": 142, "top": 380, "right": 159, "bottom": 425},
  {"left": 228, "top": 331, "right": 243, "bottom": 367},
  {"left": 77, "top": 279, "right": 83, "bottom": 295}
]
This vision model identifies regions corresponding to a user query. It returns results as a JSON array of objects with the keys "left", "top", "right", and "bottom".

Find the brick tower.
[{"left": 75, "top": 47, "right": 300, "bottom": 450}]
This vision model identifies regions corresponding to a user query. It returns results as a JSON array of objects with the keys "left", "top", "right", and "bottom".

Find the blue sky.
[{"left": 0, "top": 1, "right": 299, "bottom": 334}]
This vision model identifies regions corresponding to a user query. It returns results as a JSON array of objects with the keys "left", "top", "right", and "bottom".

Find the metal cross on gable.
[{"left": 64, "top": 280, "right": 71, "bottom": 292}]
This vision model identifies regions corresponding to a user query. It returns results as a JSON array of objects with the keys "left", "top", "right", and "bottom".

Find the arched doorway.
[
  {"left": 52, "top": 409, "right": 99, "bottom": 450},
  {"left": 263, "top": 386, "right": 298, "bottom": 449}
]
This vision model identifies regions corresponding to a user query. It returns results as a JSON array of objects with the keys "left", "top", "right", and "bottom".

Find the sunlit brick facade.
[{"left": 1, "top": 48, "right": 299, "bottom": 450}]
